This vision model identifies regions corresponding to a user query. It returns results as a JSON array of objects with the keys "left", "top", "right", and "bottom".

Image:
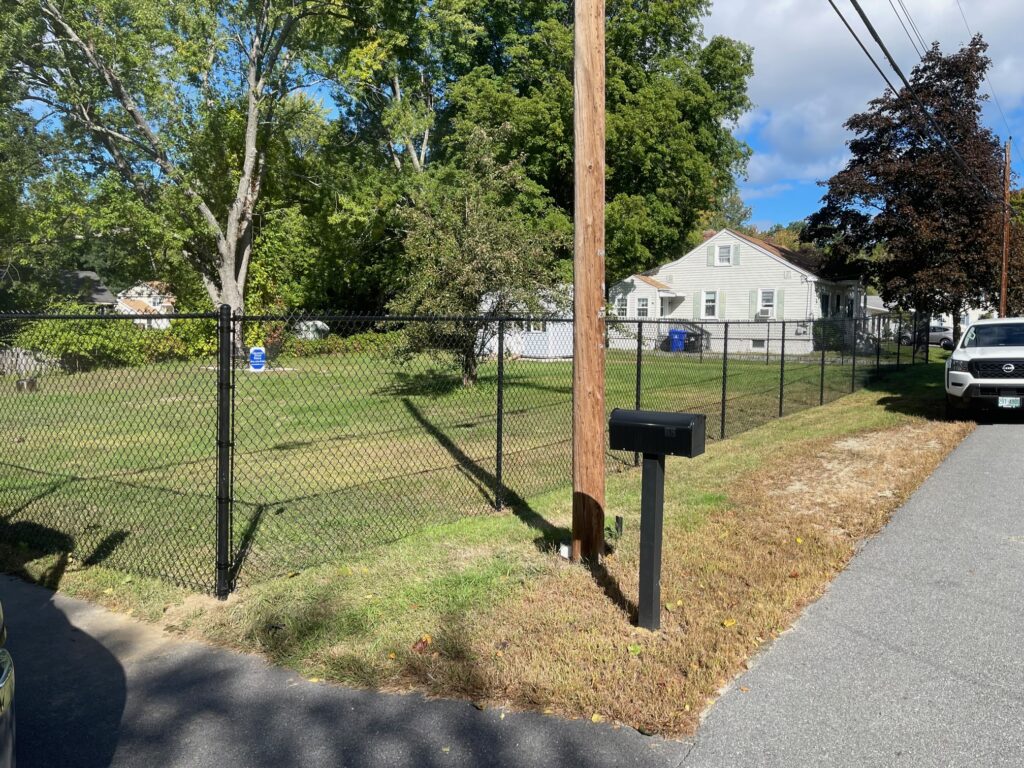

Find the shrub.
[
  {"left": 16, "top": 303, "right": 146, "bottom": 371},
  {"left": 280, "top": 329, "right": 406, "bottom": 358}
]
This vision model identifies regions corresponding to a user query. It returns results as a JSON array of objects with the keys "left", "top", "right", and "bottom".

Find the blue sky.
[{"left": 705, "top": 0, "right": 1024, "bottom": 229}]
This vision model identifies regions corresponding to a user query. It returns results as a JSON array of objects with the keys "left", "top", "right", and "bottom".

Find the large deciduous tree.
[
  {"left": 805, "top": 36, "right": 1005, "bottom": 338},
  {"left": 6, "top": 0, "right": 332, "bottom": 312}
]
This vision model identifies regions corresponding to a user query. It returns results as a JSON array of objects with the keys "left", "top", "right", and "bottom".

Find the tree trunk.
[
  {"left": 951, "top": 302, "right": 962, "bottom": 345},
  {"left": 461, "top": 349, "right": 478, "bottom": 387}
]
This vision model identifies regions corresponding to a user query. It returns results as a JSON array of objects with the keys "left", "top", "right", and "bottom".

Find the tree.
[
  {"left": 388, "top": 128, "right": 569, "bottom": 385},
  {"left": 6, "top": 0, "right": 332, "bottom": 313},
  {"left": 805, "top": 36, "right": 1005, "bottom": 341}
]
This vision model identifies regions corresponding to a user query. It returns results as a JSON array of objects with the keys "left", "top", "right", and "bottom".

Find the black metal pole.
[
  {"left": 766, "top": 320, "right": 771, "bottom": 365},
  {"left": 720, "top": 323, "right": 729, "bottom": 440},
  {"left": 779, "top": 321, "right": 786, "bottom": 418},
  {"left": 911, "top": 311, "right": 918, "bottom": 365},
  {"left": 875, "top": 317, "right": 881, "bottom": 373},
  {"left": 495, "top": 320, "right": 505, "bottom": 510},
  {"left": 637, "top": 452, "right": 665, "bottom": 631},
  {"left": 819, "top": 334, "right": 826, "bottom": 406},
  {"left": 634, "top": 321, "right": 643, "bottom": 467},
  {"left": 851, "top": 318, "right": 858, "bottom": 393},
  {"left": 216, "top": 303, "right": 233, "bottom": 599},
  {"left": 896, "top": 316, "right": 902, "bottom": 368}
]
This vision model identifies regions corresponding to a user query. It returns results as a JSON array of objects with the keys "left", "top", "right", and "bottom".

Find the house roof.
[
  {"left": 633, "top": 274, "right": 673, "bottom": 291},
  {"left": 59, "top": 270, "right": 116, "bottom": 305},
  {"left": 729, "top": 230, "right": 825, "bottom": 277},
  {"left": 119, "top": 298, "right": 161, "bottom": 315}
]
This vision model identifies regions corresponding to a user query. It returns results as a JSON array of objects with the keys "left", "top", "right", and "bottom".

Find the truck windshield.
[{"left": 962, "top": 324, "right": 1024, "bottom": 348}]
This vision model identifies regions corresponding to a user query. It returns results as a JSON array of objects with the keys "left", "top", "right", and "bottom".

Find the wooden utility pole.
[
  {"left": 571, "top": 0, "right": 606, "bottom": 562},
  {"left": 1000, "top": 138, "right": 1012, "bottom": 317}
]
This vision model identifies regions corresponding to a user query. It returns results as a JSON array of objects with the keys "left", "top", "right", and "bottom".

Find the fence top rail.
[
  {"left": 0, "top": 312, "right": 218, "bottom": 321},
  {"left": 0, "top": 311, "right": 873, "bottom": 325}
]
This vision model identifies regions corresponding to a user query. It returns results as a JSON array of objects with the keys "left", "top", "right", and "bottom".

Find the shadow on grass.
[{"left": 864, "top": 364, "right": 949, "bottom": 421}]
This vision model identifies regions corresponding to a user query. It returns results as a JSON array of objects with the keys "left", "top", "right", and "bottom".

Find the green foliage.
[
  {"left": 16, "top": 304, "right": 145, "bottom": 371},
  {"left": 139, "top": 319, "right": 218, "bottom": 362},
  {"left": 281, "top": 330, "right": 406, "bottom": 358},
  {"left": 388, "top": 128, "right": 569, "bottom": 384}
]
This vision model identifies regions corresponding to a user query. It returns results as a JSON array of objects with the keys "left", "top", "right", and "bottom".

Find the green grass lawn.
[{"left": 0, "top": 346, "right": 900, "bottom": 591}]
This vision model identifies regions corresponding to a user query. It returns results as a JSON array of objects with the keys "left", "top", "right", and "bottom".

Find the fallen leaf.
[
  {"left": 495, "top": 650, "right": 504, "bottom": 658},
  {"left": 739, "top": 686, "right": 750, "bottom": 693},
  {"left": 796, "top": 537, "right": 804, "bottom": 544},
  {"left": 663, "top": 603, "right": 674, "bottom": 613},
  {"left": 441, "top": 746, "right": 450, "bottom": 754},
  {"left": 287, "top": 571, "right": 300, "bottom": 579},
  {"left": 308, "top": 677, "right": 321, "bottom": 683},
  {"left": 473, "top": 702, "right": 485, "bottom": 711},
  {"left": 627, "top": 644, "right": 642, "bottom": 656},
  {"left": 676, "top": 599, "right": 683, "bottom": 606},
  {"left": 591, "top": 713, "right": 604, "bottom": 723},
  {"left": 722, "top": 619, "right": 737, "bottom": 628},
  {"left": 103, "top": 588, "right": 114, "bottom": 595},
  {"left": 789, "top": 571, "right": 800, "bottom": 579},
  {"left": 500, "top": 712, "right": 505, "bottom": 720},
  {"left": 387, "top": 652, "right": 396, "bottom": 660}
]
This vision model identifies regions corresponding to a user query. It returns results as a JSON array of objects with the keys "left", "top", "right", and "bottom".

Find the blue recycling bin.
[{"left": 668, "top": 329, "right": 687, "bottom": 352}]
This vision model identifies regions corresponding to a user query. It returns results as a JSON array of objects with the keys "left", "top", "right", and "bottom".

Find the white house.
[
  {"left": 607, "top": 229, "right": 867, "bottom": 355},
  {"left": 115, "top": 281, "right": 176, "bottom": 329}
]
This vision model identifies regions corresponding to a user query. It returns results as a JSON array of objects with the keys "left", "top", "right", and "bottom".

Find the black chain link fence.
[{"left": 0, "top": 308, "right": 928, "bottom": 594}]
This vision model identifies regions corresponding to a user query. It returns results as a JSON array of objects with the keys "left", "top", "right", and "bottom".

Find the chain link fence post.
[
  {"left": 216, "top": 303, "right": 234, "bottom": 599},
  {"left": 896, "top": 316, "right": 902, "bottom": 368},
  {"left": 819, "top": 329, "right": 826, "bottom": 406},
  {"left": 495, "top": 319, "right": 505, "bottom": 511},
  {"left": 850, "top": 317, "right": 858, "bottom": 393},
  {"left": 720, "top": 322, "right": 729, "bottom": 440},
  {"left": 779, "top": 320, "right": 786, "bottom": 417},
  {"left": 634, "top": 320, "right": 643, "bottom": 467}
]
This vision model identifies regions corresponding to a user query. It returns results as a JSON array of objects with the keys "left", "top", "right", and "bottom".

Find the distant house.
[
  {"left": 59, "top": 270, "right": 116, "bottom": 307},
  {"left": 115, "top": 281, "right": 176, "bottom": 330},
  {"left": 607, "top": 229, "right": 868, "bottom": 354},
  {"left": 477, "top": 289, "right": 573, "bottom": 360}
]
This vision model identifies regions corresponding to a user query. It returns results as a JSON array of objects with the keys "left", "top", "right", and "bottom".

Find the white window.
[
  {"left": 528, "top": 320, "right": 547, "bottom": 333},
  {"left": 716, "top": 244, "right": 733, "bottom": 266},
  {"left": 614, "top": 295, "right": 627, "bottom": 317},
  {"left": 636, "top": 297, "right": 649, "bottom": 318},
  {"left": 760, "top": 289, "right": 775, "bottom": 317},
  {"left": 703, "top": 291, "right": 718, "bottom": 319}
]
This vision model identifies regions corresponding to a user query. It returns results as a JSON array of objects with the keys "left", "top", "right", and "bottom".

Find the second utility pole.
[
  {"left": 1000, "top": 138, "right": 1012, "bottom": 317},
  {"left": 571, "top": 0, "right": 606, "bottom": 562}
]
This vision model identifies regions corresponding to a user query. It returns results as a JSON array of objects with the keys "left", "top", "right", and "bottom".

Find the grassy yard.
[
  {"left": 3, "top": 357, "right": 969, "bottom": 737},
  {"left": 2, "top": 345, "right": 886, "bottom": 591}
]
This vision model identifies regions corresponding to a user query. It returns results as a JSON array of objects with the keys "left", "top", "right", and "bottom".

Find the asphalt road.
[
  {"left": 1, "top": 575, "right": 687, "bottom": 768},
  {"left": 680, "top": 422, "right": 1024, "bottom": 767}
]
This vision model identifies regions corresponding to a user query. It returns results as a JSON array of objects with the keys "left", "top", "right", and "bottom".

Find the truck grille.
[{"left": 969, "top": 360, "right": 1024, "bottom": 379}]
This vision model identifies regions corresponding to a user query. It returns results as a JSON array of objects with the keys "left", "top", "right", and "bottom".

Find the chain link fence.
[{"left": 0, "top": 308, "right": 928, "bottom": 594}]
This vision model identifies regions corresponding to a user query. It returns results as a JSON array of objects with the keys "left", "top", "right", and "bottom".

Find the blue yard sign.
[{"left": 248, "top": 347, "right": 267, "bottom": 372}]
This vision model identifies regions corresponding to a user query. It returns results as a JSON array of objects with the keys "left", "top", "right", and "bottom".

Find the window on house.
[
  {"left": 636, "top": 298, "right": 649, "bottom": 318},
  {"left": 759, "top": 289, "right": 775, "bottom": 317},
  {"left": 703, "top": 291, "right": 718, "bottom": 318},
  {"left": 614, "top": 295, "right": 627, "bottom": 317},
  {"left": 752, "top": 339, "right": 766, "bottom": 350},
  {"left": 716, "top": 244, "right": 733, "bottom": 266},
  {"left": 820, "top": 292, "right": 830, "bottom": 317},
  {"left": 833, "top": 294, "right": 841, "bottom": 316},
  {"left": 528, "top": 320, "right": 547, "bottom": 333}
]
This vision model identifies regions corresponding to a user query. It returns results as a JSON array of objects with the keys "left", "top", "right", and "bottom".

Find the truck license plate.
[{"left": 998, "top": 396, "right": 1021, "bottom": 409}]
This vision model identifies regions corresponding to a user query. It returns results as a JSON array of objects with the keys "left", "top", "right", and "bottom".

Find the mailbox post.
[{"left": 609, "top": 409, "right": 706, "bottom": 630}]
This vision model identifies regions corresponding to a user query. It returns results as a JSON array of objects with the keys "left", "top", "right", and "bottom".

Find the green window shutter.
[
  {"left": 719, "top": 290, "right": 726, "bottom": 318},
  {"left": 777, "top": 288, "right": 785, "bottom": 319},
  {"left": 749, "top": 289, "right": 758, "bottom": 320},
  {"left": 706, "top": 245, "right": 715, "bottom": 266},
  {"left": 733, "top": 245, "right": 741, "bottom": 267},
  {"left": 693, "top": 291, "right": 701, "bottom": 320}
]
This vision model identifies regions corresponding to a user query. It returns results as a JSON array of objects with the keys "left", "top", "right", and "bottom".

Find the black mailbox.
[
  {"left": 608, "top": 409, "right": 706, "bottom": 632},
  {"left": 609, "top": 409, "right": 706, "bottom": 458}
]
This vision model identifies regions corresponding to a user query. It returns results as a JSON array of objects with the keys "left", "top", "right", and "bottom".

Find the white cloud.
[{"left": 706, "top": 0, "right": 1024, "bottom": 188}]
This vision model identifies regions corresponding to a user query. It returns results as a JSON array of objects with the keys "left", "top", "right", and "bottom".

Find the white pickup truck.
[{"left": 945, "top": 318, "right": 1024, "bottom": 416}]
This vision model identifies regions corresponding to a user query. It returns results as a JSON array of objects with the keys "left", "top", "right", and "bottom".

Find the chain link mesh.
[{"left": 0, "top": 310, "right": 912, "bottom": 592}]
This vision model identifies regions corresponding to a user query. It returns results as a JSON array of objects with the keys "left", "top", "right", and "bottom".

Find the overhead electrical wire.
[
  {"left": 826, "top": 0, "right": 900, "bottom": 96},
  {"left": 895, "top": 0, "right": 928, "bottom": 52},
  {"left": 843, "top": 0, "right": 1007, "bottom": 210},
  {"left": 887, "top": 0, "right": 922, "bottom": 58},
  {"left": 952, "top": 0, "right": 1023, "bottom": 169}
]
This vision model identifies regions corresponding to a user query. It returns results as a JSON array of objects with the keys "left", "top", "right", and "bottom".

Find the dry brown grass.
[{"left": 388, "top": 416, "right": 972, "bottom": 736}]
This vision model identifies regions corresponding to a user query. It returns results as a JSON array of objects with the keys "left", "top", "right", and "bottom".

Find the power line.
[
  {"left": 845, "top": 0, "right": 1006, "bottom": 209},
  {"left": 826, "top": 0, "right": 900, "bottom": 96},
  {"left": 887, "top": 0, "right": 922, "bottom": 59},
  {"left": 952, "top": 0, "right": 1024, "bottom": 169},
  {"left": 895, "top": 0, "right": 927, "bottom": 52}
]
